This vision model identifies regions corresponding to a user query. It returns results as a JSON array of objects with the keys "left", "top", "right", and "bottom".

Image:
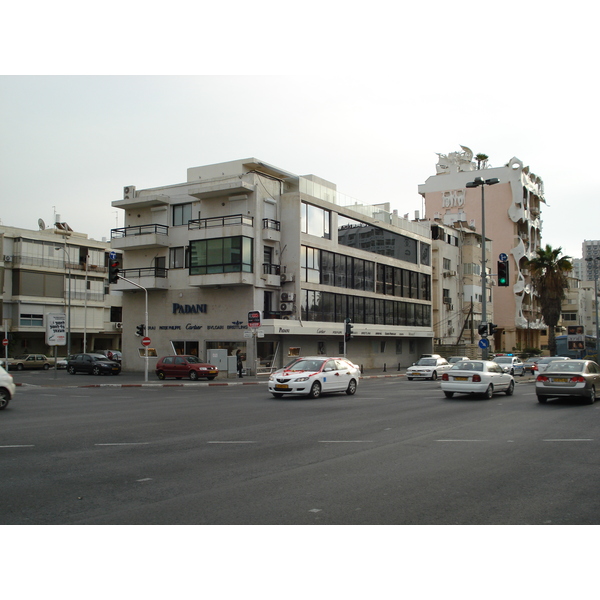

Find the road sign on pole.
[
  {"left": 479, "top": 338, "right": 490, "bottom": 349},
  {"left": 248, "top": 311, "right": 261, "bottom": 328},
  {"left": 141, "top": 336, "right": 151, "bottom": 347}
]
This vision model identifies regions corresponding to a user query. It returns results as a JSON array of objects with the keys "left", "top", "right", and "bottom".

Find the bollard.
[
  {"left": 360, "top": 364, "right": 364, "bottom": 374},
  {"left": 383, "top": 363, "right": 387, "bottom": 372},
  {"left": 398, "top": 362, "right": 401, "bottom": 371}
]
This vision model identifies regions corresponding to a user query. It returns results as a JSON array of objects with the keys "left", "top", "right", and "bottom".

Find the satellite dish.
[{"left": 38, "top": 218, "right": 46, "bottom": 230}]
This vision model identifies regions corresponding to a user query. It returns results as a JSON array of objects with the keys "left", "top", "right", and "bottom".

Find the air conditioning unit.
[
  {"left": 443, "top": 297, "right": 451, "bottom": 304},
  {"left": 115, "top": 322, "right": 122, "bottom": 330},
  {"left": 280, "top": 303, "right": 294, "bottom": 313},
  {"left": 281, "top": 292, "right": 296, "bottom": 302},
  {"left": 3, "top": 255, "right": 12, "bottom": 262},
  {"left": 280, "top": 272, "right": 295, "bottom": 282},
  {"left": 124, "top": 186, "right": 136, "bottom": 199},
  {"left": 443, "top": 270, "right": 457, "bottom": 277}
]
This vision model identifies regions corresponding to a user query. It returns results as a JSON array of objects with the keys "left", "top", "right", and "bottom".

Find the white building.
[
  {"left": 111, "top": 158, "right": 434, "bottom": 374},
  {"left": 0, "top": 221, "right": 122, "bottom": 358}
]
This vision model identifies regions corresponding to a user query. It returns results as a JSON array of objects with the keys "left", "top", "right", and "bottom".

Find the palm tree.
[
  {"left": 475, "top": 153, "right": 489, "bottom": 169},
  {"left": 526, "top": 245, "right": 573, "bottom": 356}
]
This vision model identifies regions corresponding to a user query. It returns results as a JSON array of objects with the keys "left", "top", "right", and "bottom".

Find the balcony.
[
  {"left": 110, "top": 224, "right": 169, "bottom": 250},
  {"left": 188, "top": 214, "right": 254, "bottom": 230},
  {"left": 262, "top": 262, "right": 281, "bottom": 287},
  {"left": 113, "top": 267, "right": 169, "bottom": 291},
  {"left": 262, "top": 218, "right": 281, "bottom": 242}
]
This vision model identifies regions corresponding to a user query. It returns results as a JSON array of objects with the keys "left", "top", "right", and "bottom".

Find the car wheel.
[
  {"left": 483, "top": 384, "right": 493, "bottom": 399},
  {"left": 189, "top": 371, "right": 198, "bottom": 381},
  {"left": 407, "top": 377, "right": 413, "bottom": 381},
  {"left": 93, "top": 366, "right": 101, "bottom": 376},
  {"left": 510, "top": 369, "right": 515, "bottom": 376},
  {"left": 67, "top": 366, "right": 76, "bottom": 375},
  {"left": 207, "top": 376, "right": 216, "bottom": 381},
  {"left": 308, "top": 381, "right": 322, "bottom": 399},
  {"left": 346, "top": 379, "right": 357, "bottom": 395},
  {"left": 43, "top": 364, "right": 50, "bottom": 370},
  {"left": 431, "top": 371, "right": 438, "bottom": 381},
  {"left": 505, "top": 380, "right": 515, "bottom": 396},
  {"left": 157, "top": 371, "right": 166, "bottom": 380},
  {"left": 537, "top": 395, "right": 548, "bottom": 404},
  {"left": 444, "top": 391, "right": 454, "bottom": 398},
  {"left": 586, "top": 386, "right": 596, "bottom": 405},
  {"left": 17, "top": 364, "right": 24, "bottom": 371},
  {"left": 0, "top": 389, "right": 10, "bottom": 410}
]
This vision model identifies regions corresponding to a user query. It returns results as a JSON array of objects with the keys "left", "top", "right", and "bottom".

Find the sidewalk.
[{"left": 11, "top": 367, "right": 536, "bottom": 388}]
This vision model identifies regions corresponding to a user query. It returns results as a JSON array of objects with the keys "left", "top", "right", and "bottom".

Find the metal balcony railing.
[
  {"left": 263, "top": 263, "right": 281, "bottom": 276},
  {"left": 111, "top": 224, "right": 169, "bottom": 239},
  {"left": 262, "top": 218, "right": 281, "bottom": 231},
  {"left": 119, "top": 267, "right": 168, "bottom": 279},
  {"left": 188, "top": 214, "right": 254, "bottom": 230}
]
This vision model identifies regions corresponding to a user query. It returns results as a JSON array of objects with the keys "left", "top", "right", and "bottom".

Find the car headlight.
[{"left": 296, "top": 377, "right": 309, "bottom": 382}]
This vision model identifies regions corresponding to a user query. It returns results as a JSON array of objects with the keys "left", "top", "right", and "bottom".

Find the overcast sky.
[{"left": 2, "top": 3, "right": 598, "bottom": 262}]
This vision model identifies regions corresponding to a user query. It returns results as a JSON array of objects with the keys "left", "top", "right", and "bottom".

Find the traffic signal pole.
[{"left": 117, "top": 275, "right": 149, "bottom": 382}]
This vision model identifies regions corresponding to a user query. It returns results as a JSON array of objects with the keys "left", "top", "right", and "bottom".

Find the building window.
[
  {"left": 173, "top": 203, "right": 193, "bottom": 226},
  {"left": 301, "top": 202, "right": 331, "bottom": 239},
  {"left": 443, "top": 258, "right": 452, "bottom": 271},
  {"left": 20, "top": 313, "right": 44, "bottom": 326},
  {"left": 189, "top": 236, "right": 253, "bottom": 275},
  {"left": 170, "top": 247, "right": 188, "bottom": 269}
]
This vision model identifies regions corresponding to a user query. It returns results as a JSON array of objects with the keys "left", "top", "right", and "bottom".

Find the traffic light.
[
  {"left": 135, "top": 324, "right": 145, "bottom": 337},
  {"left": 478, "top": 323, "right": 488, "bottom": 337},
  {"left": 497, "top": 261, "right": 509, "bottom": 287},
  {"left": 488, "top": 323, "right": 498, "bottom": 336},
  {"left": 109, "top": 259, "right": 121, "bottom": 284},
  {"left": 345, "top": 318, "right": 354, "bottom": 341}
]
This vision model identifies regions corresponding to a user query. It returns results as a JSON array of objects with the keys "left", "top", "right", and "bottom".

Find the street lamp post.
[
  {"left": 585, "top": 256, "right": 600, "bottom": 360},
  {"left": 56, "top": 245, "right": 72, "bottom": 357},
  {"left": 466, "top": 176, "right": 499, "bottom": 359}
]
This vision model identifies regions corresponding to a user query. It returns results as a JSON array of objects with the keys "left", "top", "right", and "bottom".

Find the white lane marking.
[
  {"left": 0, "top": 445, "right": 35, "bottom": 448},
  {"left": 542, "top": 439, "right": 593, "bottom": 442},
  {"left": 207, "top": 441, "right": 257, "bottom": 444},
  {"left": 95, "top": 442, "right": 151, "bottom": 446},
  {"left": 137, "top": 478, "right": 153, "bottom": 482},
  {"left": 309, "top": 509, "right": 322, "bottom": 513}
]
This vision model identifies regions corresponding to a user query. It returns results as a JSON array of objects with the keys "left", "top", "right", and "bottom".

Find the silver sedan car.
[{"left": 535, "top": 360, "right": 600, "bottom": 404}]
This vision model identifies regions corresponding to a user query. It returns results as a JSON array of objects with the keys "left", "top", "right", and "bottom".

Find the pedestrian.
[{"left": 236, "top": 349, "right": 243, "bottom": 378}]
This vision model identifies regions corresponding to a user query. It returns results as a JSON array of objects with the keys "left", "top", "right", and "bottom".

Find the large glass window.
[
  {"left": 189, "top": 236, "right": 253, "bottom": 275},
  {"left": 301, "top": 202, "right": 331, "bottom": 239}
]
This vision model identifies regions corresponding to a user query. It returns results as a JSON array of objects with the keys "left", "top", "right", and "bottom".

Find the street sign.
[
  {"left": 243, "top": 331, "right": 253, "bottom": 338},
  {"left": 2, "top": 339, "right": 7, "bottom": 347},
  {"left": 248, "top": 311, "right": 261, "bottom": 328},
  {"left": 141, "top": 336, "right": 151, "bottom": 347},
  {"left": 109, "top": 251, "right": 117, "bottom": 260},
  {"left": 479, "top": 338, "right": 490, "bottom": 349},
  {"left": 499, "top": 253, "right": 508, "bottom": 262},
  {"left": 257, "top": 330, "right": 265, "bottom": 338}
]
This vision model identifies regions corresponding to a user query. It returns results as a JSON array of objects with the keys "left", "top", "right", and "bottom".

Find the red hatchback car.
[{"left": 155, "top": 355, "right": 219, "bottom": 381}]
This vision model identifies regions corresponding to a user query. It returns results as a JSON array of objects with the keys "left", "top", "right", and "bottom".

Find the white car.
[
  {"left": 406, "top": 357, "right": 451, "bottom": 380},
  {"left": 493, "top": 356, "right": 525, "bottom": 376},
  {"left": 0, "top": 365, "right": 16, "bottom": 410},
  {"left": 268, "top": 356, "right": 360, "bottom": 399},
  {"left": 440, "top": 360, "right": 514, "bottom": 399}
]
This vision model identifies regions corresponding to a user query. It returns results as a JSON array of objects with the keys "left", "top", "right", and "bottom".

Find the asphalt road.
[{"left": 2, "top": 375, "right": 599, "bottom": 524}]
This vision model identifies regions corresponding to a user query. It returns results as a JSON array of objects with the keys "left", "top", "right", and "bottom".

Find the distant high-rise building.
[{"left": 583, "top": 240, "right": 600, "bottom": 280}]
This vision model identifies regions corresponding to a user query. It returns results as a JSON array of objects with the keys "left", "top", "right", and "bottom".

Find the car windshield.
[
  {"left": 185, "top": 356, "right": 202, "bottom": 363},
  {"left": 417, "top": 359, "right": 437, "bottom": 366},
  {"left": 288, "top": 359, "right": 325, "bottom": 371},
  {"left": 452, "top": 361, "right": 484, "bottom": 372}
]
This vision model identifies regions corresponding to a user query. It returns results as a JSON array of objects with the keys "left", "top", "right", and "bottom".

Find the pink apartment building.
[{"left": 418, "top": 147, "right": 545, "bottom": 353}]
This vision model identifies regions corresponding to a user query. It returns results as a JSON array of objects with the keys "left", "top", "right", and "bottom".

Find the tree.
[
  {"left": 475, "top": 153, "right": 489, "bottom": 169},
  {"left": 526, "top": 245, "right": 573, "bottom": 356}
]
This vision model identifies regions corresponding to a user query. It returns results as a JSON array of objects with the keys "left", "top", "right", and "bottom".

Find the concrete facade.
[
  {"left": 0, "top": 222, "right": 121, "bottom": 359},
  {"left": 419, "top": 149, "right": 545, "bottom": 353},
  {"left": 111, "top": 158, "right": 435, "bottom": 374}
]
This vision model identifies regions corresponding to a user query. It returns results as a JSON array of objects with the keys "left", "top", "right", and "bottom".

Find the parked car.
[
  {"left": 536, "top": 360, "right": 600, "bottom": 404},
  {"left": 448, "top": 356, "right": 470, "bottom": 364},
  {"left": 155, "top": 355, "right": 218, "bottom": 381},
  {"left": 523, "top": 357, "right": 541, "bottom": 374},
  {"left": 67, "top": 353, "right": 121, "bottom": 376},
  {"left": 100, "top": 350, "right": 122, "bottom": 362},
  {"left": 406, "top": 356, "right": 451, "bottom": 380},
  {"left": 7, "top": 354, "right": 55, "bottom": 371},
  {"left": 493, "top": 356, "right": 524, "bottom": 376},
  {"left": 536, "top": 356, "right": 571, "bottom": 373},
  {"left": 441, "top": 360, "right": 515, "bottom": 399},
  {"left": 268, "top": 356, "right": 360, "bottom": 399},
  {"left": 0, "top": 365, "right": 15, "bottom": 410}
]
